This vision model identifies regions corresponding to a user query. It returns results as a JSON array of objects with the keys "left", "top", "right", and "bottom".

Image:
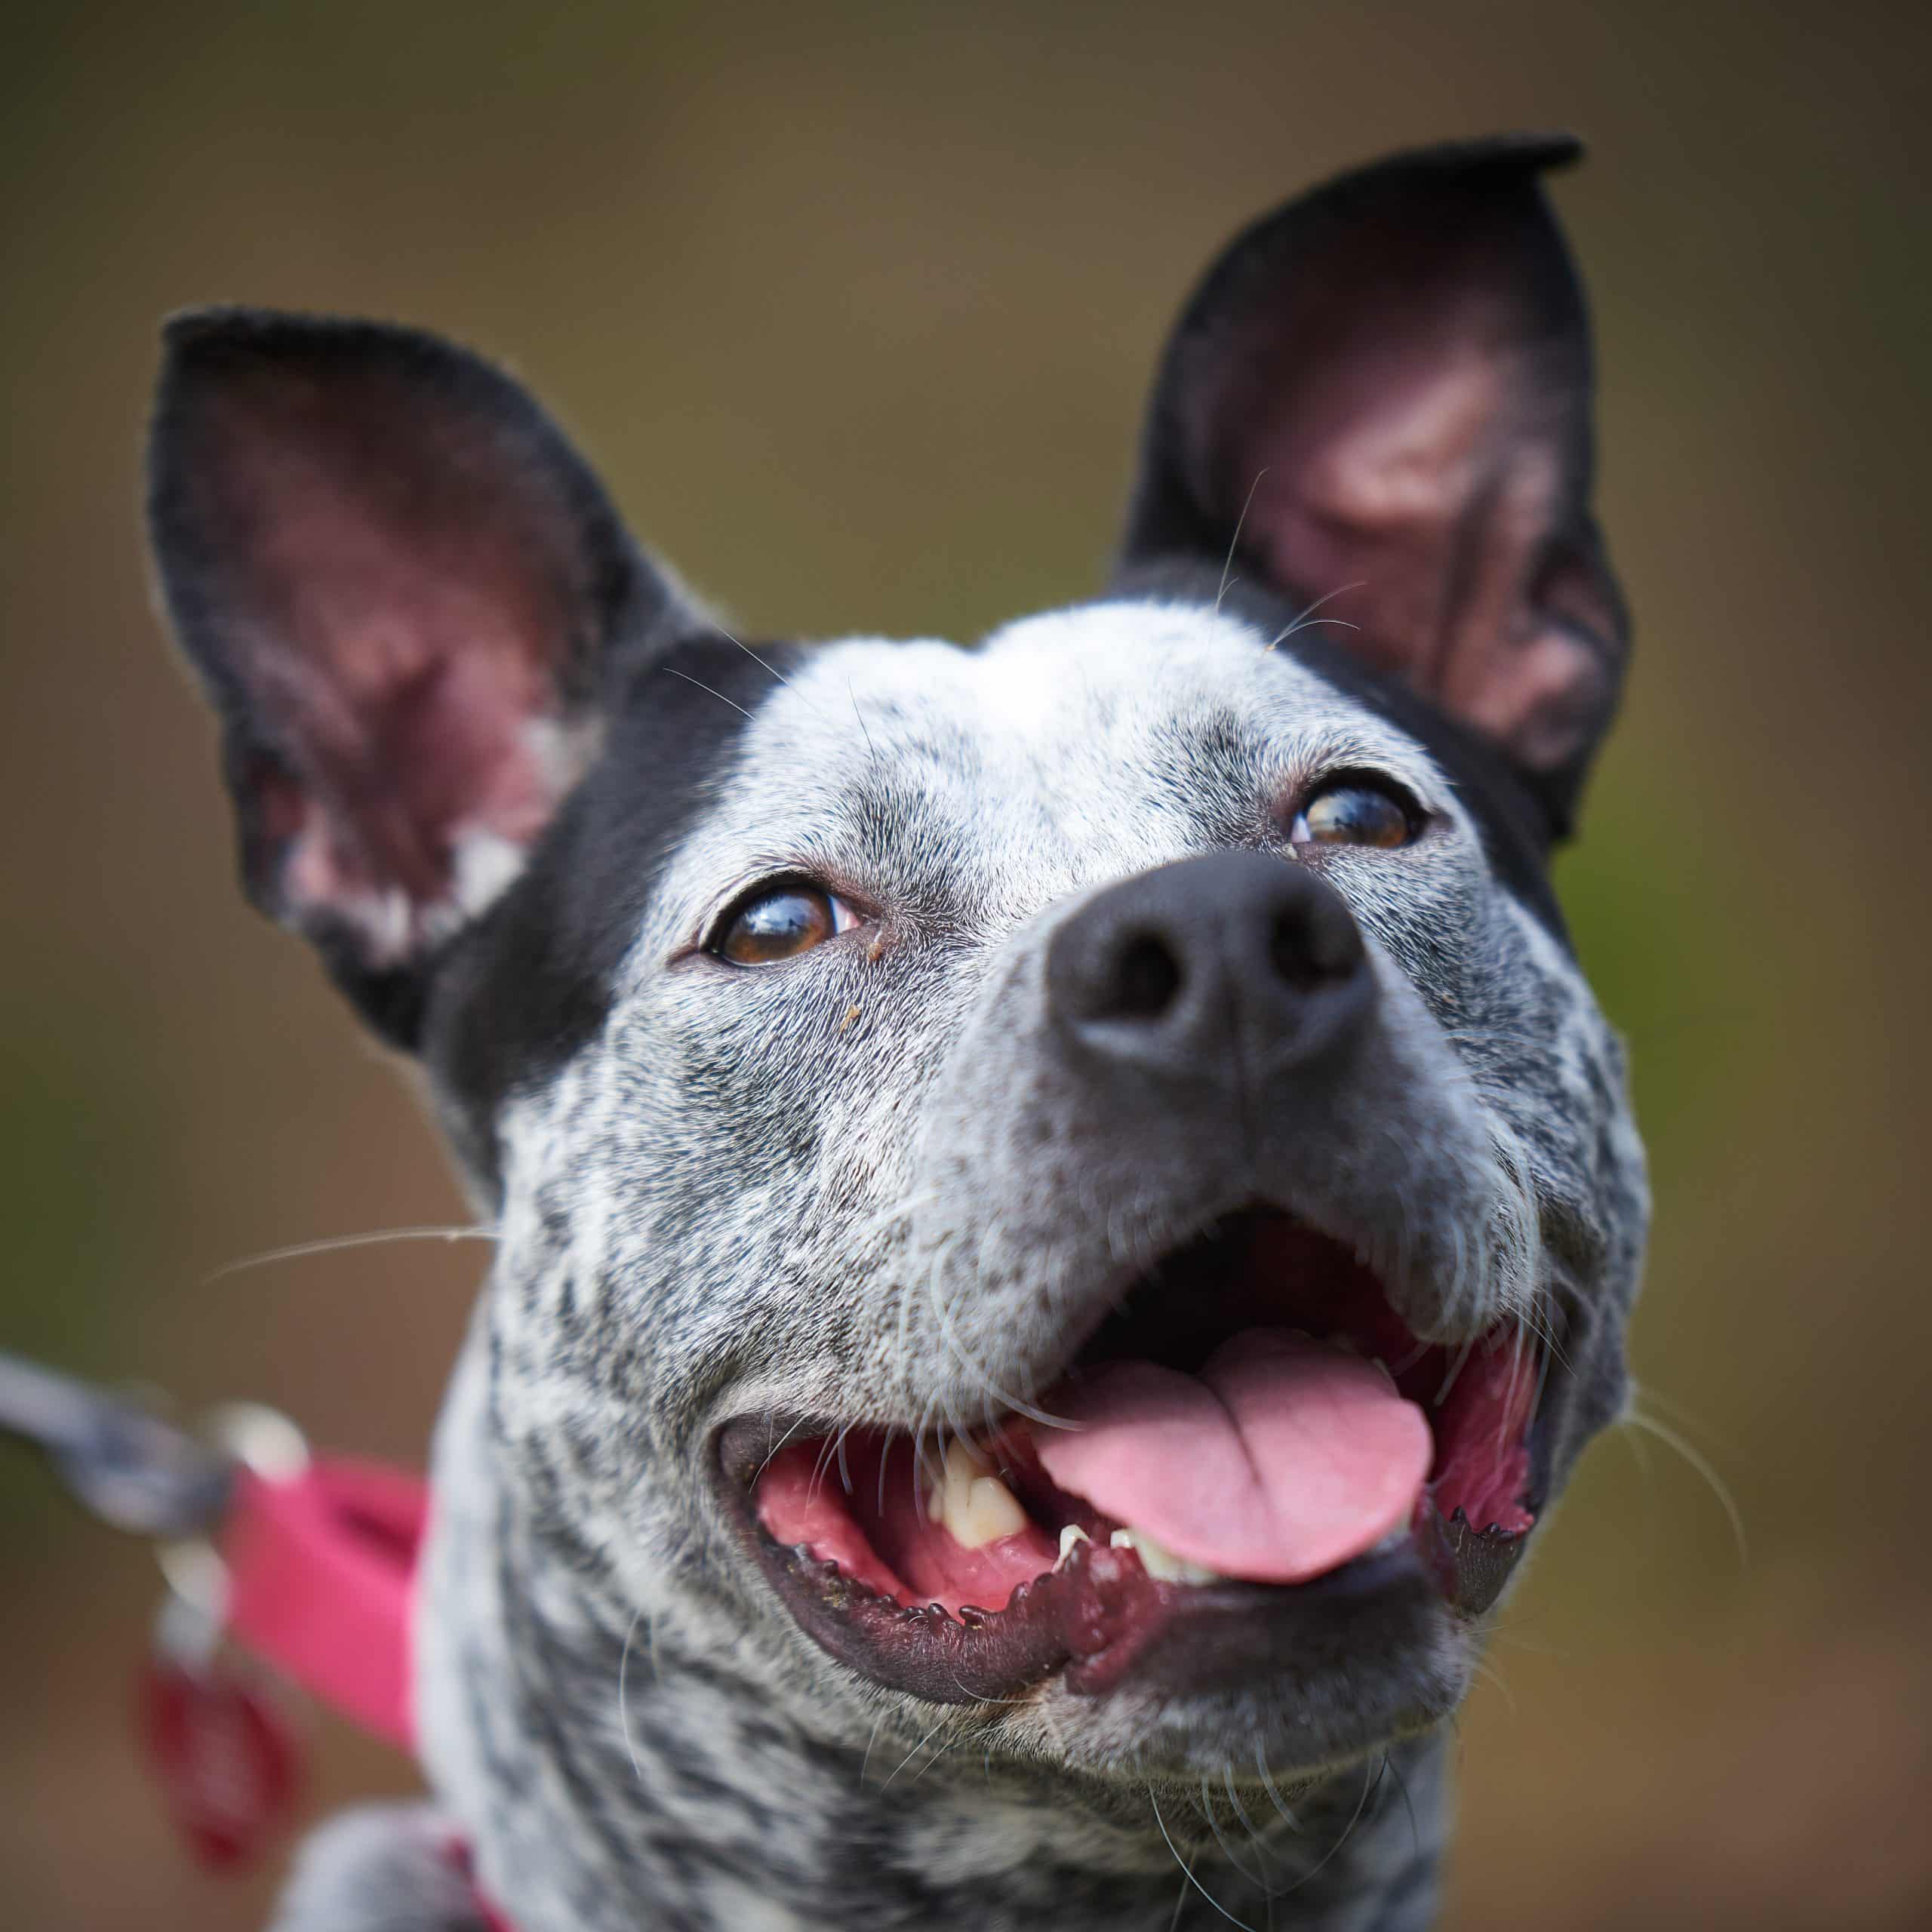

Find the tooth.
[
  {"left": 1056, "top": 1524, "right": 1091, "bottom": 1568},
  {"left": 1109, "top": 1526, "right": 1224, "bottom": 1584},
  {"left": 930, "top": 1438, "right": 1027, "bottom": 1549}
]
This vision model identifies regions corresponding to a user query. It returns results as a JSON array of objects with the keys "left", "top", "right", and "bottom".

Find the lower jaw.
[{"left": 718, "top": 1420, "right": 1534, "bottom": 1709}]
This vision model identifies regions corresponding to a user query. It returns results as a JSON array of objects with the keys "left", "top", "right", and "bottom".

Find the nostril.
[
  {"left": 1270, "top": 900, "right": 1363, "bottom": 989},
  {"left": 1111, "top": 932, "right": 1183, "bottom": 1019}
]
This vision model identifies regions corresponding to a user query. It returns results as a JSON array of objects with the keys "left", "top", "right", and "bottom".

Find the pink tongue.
[{"left": 1036, "top": 1328, "right": 1431, "bottom": 1584}]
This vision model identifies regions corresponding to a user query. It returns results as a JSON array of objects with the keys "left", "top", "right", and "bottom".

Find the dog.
[{"left": 143, "top": 132, "right": 1648, "bottom": 1931}]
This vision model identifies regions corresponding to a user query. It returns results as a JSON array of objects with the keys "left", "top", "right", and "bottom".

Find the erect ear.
[
  {"left": 147, "top": 309, "right": 700, "bottom": 1046},
  {"left": 1115, "top": 134, "right": 1628, "bottom": 839}
]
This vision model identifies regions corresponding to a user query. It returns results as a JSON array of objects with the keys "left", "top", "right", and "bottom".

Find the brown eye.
[
  {"left": 1292, "top": 778, "right": 1420, "bottom": 850},
  {"left": 714, "top": 882, "right": 854, "bottom": 965}
]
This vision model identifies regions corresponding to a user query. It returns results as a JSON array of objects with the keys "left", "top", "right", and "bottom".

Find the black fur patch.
[{"left": 422, "top": 635, "right": 800, "bottom": 1189}]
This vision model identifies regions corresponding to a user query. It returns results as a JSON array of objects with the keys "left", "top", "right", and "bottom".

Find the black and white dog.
[{"left": 146, "top": 134, "right": 1648, "bottom": 1932}]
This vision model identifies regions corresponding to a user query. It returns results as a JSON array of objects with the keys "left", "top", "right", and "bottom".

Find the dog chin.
[{"left": 1026, "top": 1577, "right": 1475, "bottom": 1786}]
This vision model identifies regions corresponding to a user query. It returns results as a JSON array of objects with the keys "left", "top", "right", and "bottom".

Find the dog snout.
[{"left": 1044, "top": 851, "right": 1374, "bottom": 1090}]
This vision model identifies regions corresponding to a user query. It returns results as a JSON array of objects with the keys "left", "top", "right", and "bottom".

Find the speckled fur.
[
  {"left": 149, "top": 143, "right": 1650, "bottom": 1932},
  {"left": 386, "top": 606, "right": 1643, "bottom": 1931}
]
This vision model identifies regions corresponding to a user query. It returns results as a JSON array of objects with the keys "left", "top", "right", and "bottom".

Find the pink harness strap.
[
  {"left": 219, "top": 1457, "right": 515, "bottom": 1929},
  {"left": 223, "top": 1460, "right": 424, "bottom": 1749}
]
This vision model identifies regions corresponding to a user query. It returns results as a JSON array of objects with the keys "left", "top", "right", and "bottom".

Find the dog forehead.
[
  {"left": 655, "top": 601, "right": 1443, "bottom": 926},
  {"left": 841, "top": 600, "right": 1420, "bottom": 766}
]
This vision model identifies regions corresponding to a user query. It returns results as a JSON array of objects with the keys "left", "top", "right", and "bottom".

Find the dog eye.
[
  {"left": 1291, "top": 777, "right": 1420, "bottom": 851},
  {"left": 712, "top": 882, "right": 858, "bottom": 965}
]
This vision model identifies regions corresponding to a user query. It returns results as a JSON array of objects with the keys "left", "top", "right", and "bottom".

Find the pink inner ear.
[
  {"left": 1174, "top": 183, "right": 1617, "bottom": 786},
  {"left": 202, "top": 375, "right": 589, "bottom": 957},
  {"left": 1244, "top": 311, "right": 1515, "bottom": 669},
  {"left": 1230, "top": 302, "right": 1607, "bottom": 774}
]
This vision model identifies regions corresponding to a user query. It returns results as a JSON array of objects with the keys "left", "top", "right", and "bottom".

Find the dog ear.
[
  {"left": 1115, "top": 134, "right": 1627, "bottom": 839},
  {"left": 146, "top": 309, "right": 699, "bottom": 1046}
]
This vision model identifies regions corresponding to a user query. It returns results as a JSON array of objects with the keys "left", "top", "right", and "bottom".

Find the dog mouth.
[{"left": 717, "top": 1209, "right": 1548, "bottom": 1709}]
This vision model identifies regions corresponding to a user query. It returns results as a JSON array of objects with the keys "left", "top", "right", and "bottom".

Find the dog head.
[{"left": 146, "top": 135, "right": 1646, "bottom": 1805}]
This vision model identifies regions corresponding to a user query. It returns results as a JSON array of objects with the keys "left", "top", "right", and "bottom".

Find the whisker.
[
  {"left": 202, "top": 1223, "right": 498, "bottom": 1282},
  {"left": 910, "top": 1403, "right": 947, "bottom": 1523},
  {"left": 1468, "top": 1657, "right": 1518, "bottom": 1717},
  {"left": 708, "top": 623, "right": 842, "bottom": 736},
  {"left": 661, "top": 665, "right": 755, "bottom": 721},
  {"left": 905, "top": 1737, "right": 958, "bottom": 1786},
  {"left": 1264, "top": 617, "right": 1359, "bottom": 648},
  {"left": 1223, "top": 1761, "right": 1282, "bottom": 1865},
  {"left": 805, "top": 1420, "right": 858, "bottom": 1512},
  {"left": 1272, "top": 1759, "right": 1376, "bottom": 1899},
  {"left": 1631, "top": 1384, "right": 1745, "bottom": 1454},
  {"left": 1478, "top": 1620, "right": 1567, "bottom": 1659},
  {"left": 1196, "top": 1773, "right": 1275, "bottom": 1890},
  {"left": 878, "top": 1414, "right": 899, "bottom": 1518},
  {"left": 926, "top": 1240, "right": 1081, "bottom": 1432},
  {"left": 1500, "top": 1325, "right": 1529, "bottom": 1462},
  {"left": 755, "top": 1414, "right": 814, "bottom": 1481},
  {"left": 1383, "top": 1750, "right": 1420, "bottom": 1857},
  {"left": 858, "top": 1706, "right": 891, "bottom": 1785},
  {"left": 711, "top": 625, "right": 792, "bottom": 688},
  {"left": 1441, "top": 1218, "right": 1472, "bottom": 1333},
  {"left": 879, "top": 1712, "right": 954, "bottom": 1789},
  {"left": 848, "top": 1189, "right": 942, "bottom": 1245},
  {"left": 848, "top": 678, "right": 877, "bottom": 764},
  {"left": 1433, "top": 1332, "right": 1478, "bottom": 1406},
  {"left": 615, "top": 1606, "right": 651, "bottom": 1789},
  {"left": 938, "top": 1669, "right": 1029, "bottom": 1706},
  {"left": 1620, "top": 1406, "right": 1748, "bottom": 1567},
  {"left": 1150, "top": 1787, "right": 1257, "bottom": 1930},
  {"left": 1216, "top": 469, "right": 1270, "bottom": 616},
  {"left": 1531, "top": 1327, "right": 1555, "bottom": 1426},
  {"left": 1386, "top": 1336, "right": 1434, "bottom": 1377},
  {"left": 1265, "top": 580, "right": 1367, "bottom": 651},
  {"left": 1252, "top": 1743, "right": 1300, "bottom": 1833}
]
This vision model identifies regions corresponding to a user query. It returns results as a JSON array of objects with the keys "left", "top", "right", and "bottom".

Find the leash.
[{"left": 0, "top": 1349, "right": 512, "bottom": 1927}]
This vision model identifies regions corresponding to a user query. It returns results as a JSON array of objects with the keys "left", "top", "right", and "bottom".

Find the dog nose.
[{"left": 1045, "top": 851, "right": 1374, "bottom": 1084}]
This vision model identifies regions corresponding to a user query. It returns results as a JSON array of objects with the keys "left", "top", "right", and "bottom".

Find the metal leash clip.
[
  {"left": 2, "top": 1349, "right": 312, "bottom": 1867},
  {"left": 0, "top": 1347, "right": 235, "bottom": 1540}
]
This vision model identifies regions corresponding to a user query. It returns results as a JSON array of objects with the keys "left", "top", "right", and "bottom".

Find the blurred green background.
[{"left": 3, "top": 2, "right": 1927, "bottom": 1926}]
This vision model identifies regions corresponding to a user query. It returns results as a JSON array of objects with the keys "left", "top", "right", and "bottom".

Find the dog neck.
[{"left": 415, "top": 1324, "right": 1450, "bottom": 1932}]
